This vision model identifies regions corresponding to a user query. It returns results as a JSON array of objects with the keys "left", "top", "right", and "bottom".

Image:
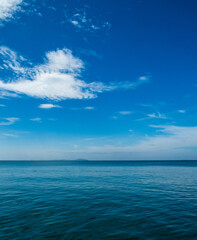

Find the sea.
[{"left": 0, "top": 160, "right": 197, "bottom": 240}]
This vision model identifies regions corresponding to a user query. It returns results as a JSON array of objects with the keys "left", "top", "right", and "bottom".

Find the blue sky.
[{"left": 0, "top": 0, "right": 197, "bottom": 160}]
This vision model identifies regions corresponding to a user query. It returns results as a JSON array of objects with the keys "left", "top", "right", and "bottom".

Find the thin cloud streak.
[
  {"left": 39, "top": 104, "right": 61, "bottom": 109},
  {"left": 0, "top": 117, "right": 19, "bottom": 125},
  {"left": 30, "top": 117, "right": 42, "bottom": 122}
]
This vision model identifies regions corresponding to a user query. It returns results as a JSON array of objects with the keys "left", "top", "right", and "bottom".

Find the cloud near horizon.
[
  {"left": 70, "top": 124, "right": 197, "bottom": 160},
  {"left": 0, "top": 46, "right": 150, "bottom": 101},
  {"left": 2, "top": 124, "right": 195, "bottom": 161}
]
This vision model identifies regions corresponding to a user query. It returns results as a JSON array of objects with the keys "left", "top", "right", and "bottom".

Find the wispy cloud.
[
  {"left": 2, "top": 133, "right": 18, "bottom": 137},
  {"left": 0, "top": 0, "right": 23, "bottom": 23},
  {"left": 108, "top": 75, "right": 151, "bottom": 90},
  {"left": 0, "top": 46, "right": 150, "bottom": 101},
  {"left": 74, "top": 125, "right": 197, "bottom": 160},
  {"left": 147, "top": 112, "right": 167, "bottom": 119},
  {"left": 112, "top": 110, "right": 132, "bottom": 119},
  {"left": 39, "top": 104, "right": 61, "bottom": 109},
  {"left": 30, "top": 117, "right": 42, "bottom": 122},
  {"left": 65, "top": 7, "right": 111, "bottom": 32},
  {"left": 0, "top": 117, "right": 19, "bottom": 125},
  {"left": 177, "top": 109, "right": 186, "bottom": 113},
  {"left": 0, "top": 1, "right": 46, "bottom": 25},
  {"left": 119, "top": 111, "right": 132, "bottom": 115},
  {"left": 0, "top": 46, "right": 30, "bottom": 76},
  {"left": 70, "top": 106, "right": 95, "bottom": 111},
  {"left": 139, "top": 125, "right": 197, "bottom": 151},
  {"left": 84, "top": 106, "right": 94, "bottom": 110},
  {"left": 0, "top": 104, "right": 5, "bottom": 107}
]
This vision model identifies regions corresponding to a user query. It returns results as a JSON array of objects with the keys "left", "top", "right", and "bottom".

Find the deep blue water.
[{"left": 0, "top": 161, "right": 197, "bottom": 240}]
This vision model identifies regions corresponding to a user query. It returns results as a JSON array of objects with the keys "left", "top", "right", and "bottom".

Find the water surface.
[{"left": 0, "top": 161, "right": 197, "bottom": 239}]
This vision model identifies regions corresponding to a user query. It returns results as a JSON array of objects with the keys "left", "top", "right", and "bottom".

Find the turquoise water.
[{"left": 0, "top": 161, "right": 197, "bottom": 240}]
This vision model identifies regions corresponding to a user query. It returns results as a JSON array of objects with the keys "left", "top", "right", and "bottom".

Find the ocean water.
[{"left": 0, "top": 161, "right": 197, "bottom": 240}]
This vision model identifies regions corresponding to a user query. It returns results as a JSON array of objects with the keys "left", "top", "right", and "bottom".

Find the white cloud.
[
  {"left": 119, "top": 111, "right": 132, "bottom": 115},
  {"left": 177, "top": 110, "right": 186, "bottom": 113},
  {"left": 128, "top": 129, "right": 133, "bottom": 132},
  {"left": 30, "top": 117, "right": 42, "bottom": 122},
  {"left": 43, "top": 48, "right": 83, "bottom": 73},
  {"left": 0, "top": 0, "right": 23, "bottom": 22},
  {"left": 0, "top": 1, "right": 46, "bottom": 25},
  {"left": 0, "top": 46, "right": 150, "bottom": 100},
  {"left": 71, "top": 20, "right": 79, "bottom": 26},
  {"left": 70, "top": 106, "right": 95, "bottom": 111},
  {"left": 0, "top": 104, "right": 5, "bottom": 107},
  {"left": 108, "top": 75, "right": 150, "bottom": 90},
  {"left": 0, "top": 90, "right": 19, "bottom": 99},
  {"left": 133, "top": 125, "right": 197, "bottom": 151},
  {"left": 39, "top": 104, "right": 61, "bottom": 109},
  {"left": 0, "top": 47, "right": 96, "bottom": 100},
  {"left": 147, "top": 112, "right": 167, "bottom": 119},
  {"left": 0, "top": 117, "right": 19, "bottom": 125},
  {"left": 84, "top": 106, "right": 94, "bottom": 110}
]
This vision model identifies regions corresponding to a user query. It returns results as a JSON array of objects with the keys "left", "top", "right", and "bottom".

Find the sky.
[{"left": 0, "top": 0, "right": 197, "bottom": 160}]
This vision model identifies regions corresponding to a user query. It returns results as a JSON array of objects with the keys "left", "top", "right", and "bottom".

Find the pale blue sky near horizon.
[{"left": 0, "top": 0, "right": 197, "bottom": 160}]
